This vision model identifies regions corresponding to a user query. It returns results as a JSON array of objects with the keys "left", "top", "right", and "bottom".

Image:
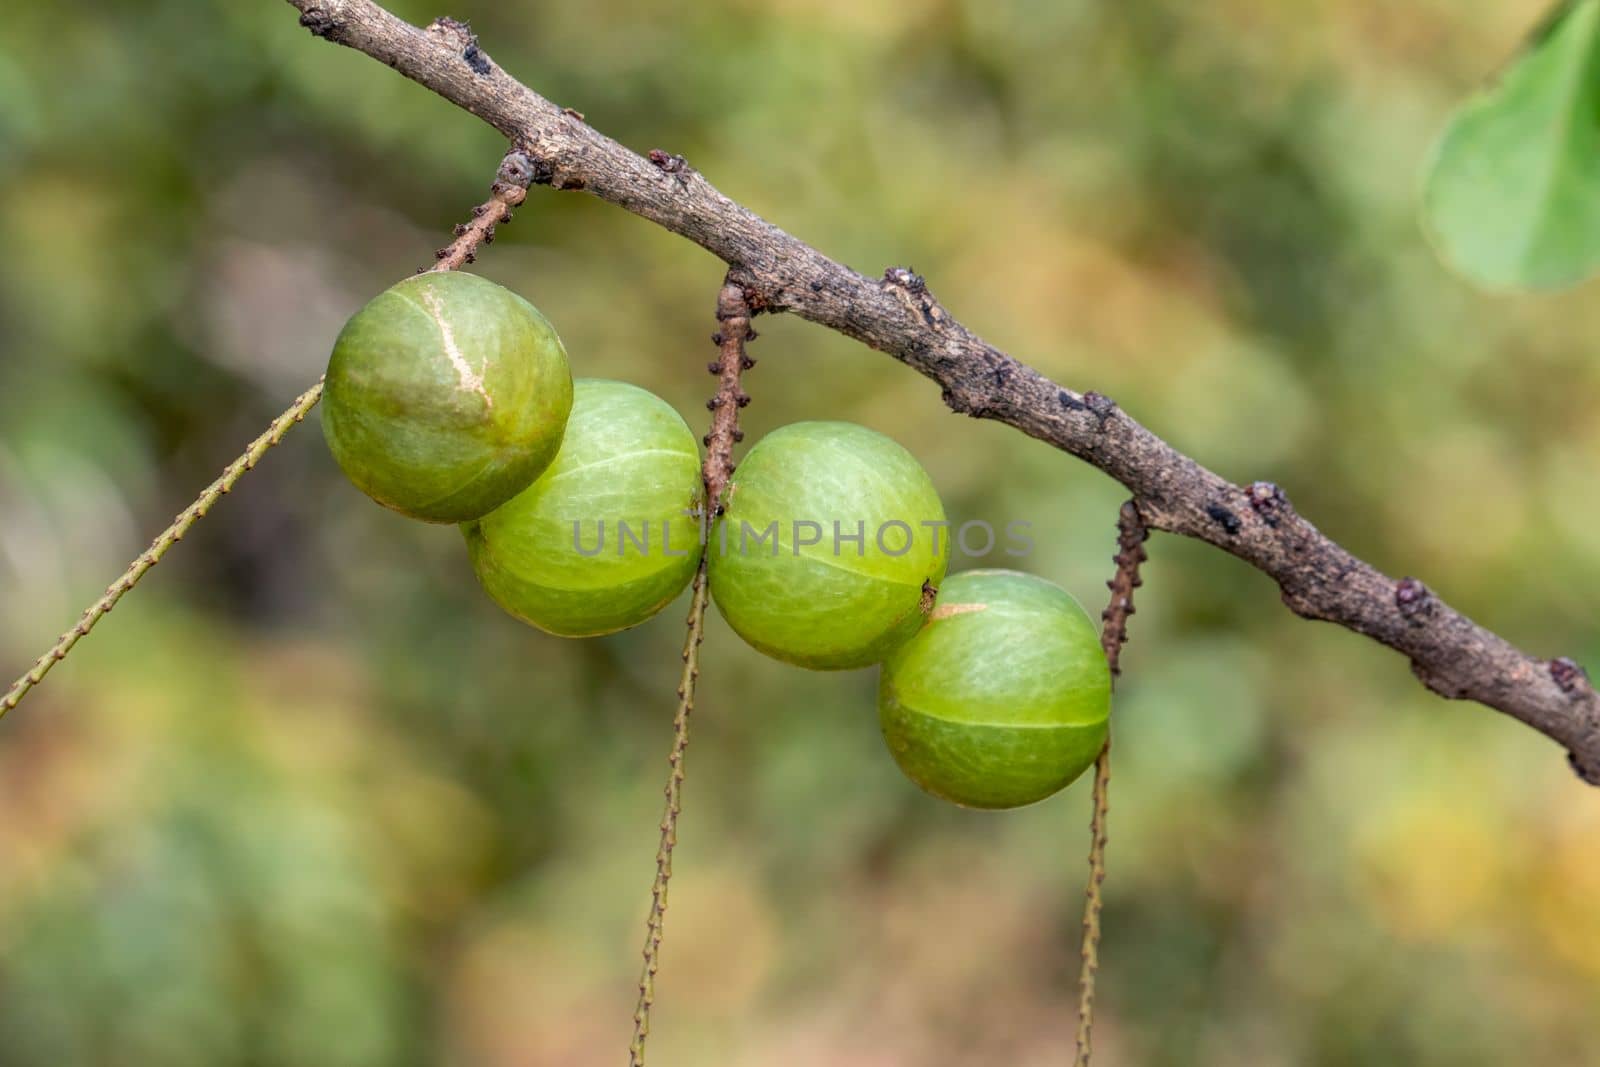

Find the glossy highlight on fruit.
[
  {"left": 463, "top": 379, "right": 703, "bottom": 637},
  {"left": 879, "top": 569, "right": 1111, "bottom": 810},
  {"left": 322, "top": 271, "right": 573, "bottom": 523},
  {"left": 708, "top": 421, "right": 949, "bottom": 670}
]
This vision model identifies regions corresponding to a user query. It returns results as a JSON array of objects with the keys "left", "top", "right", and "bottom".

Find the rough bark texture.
[
  {"left": 705, "top": 282, "right": 754, "bottom": 509},
  {"left": 282, "top": 0, "right": 1600, "bottom": 785}
]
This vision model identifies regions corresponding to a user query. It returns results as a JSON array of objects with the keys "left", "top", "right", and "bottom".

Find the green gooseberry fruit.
[
  {"left": 708, "top": 421, "right": 950, "bottom": 670},
  {"left": 322, "top": 271, "right": 573, "bottom": 524},
  {"left": 462, "top": 378, "right": 704, "bottom": 637},
  {"left": 878, "top": 569, "right": 1111, "bottom": 810}
]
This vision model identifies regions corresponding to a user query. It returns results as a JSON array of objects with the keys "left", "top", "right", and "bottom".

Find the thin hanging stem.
[
  {"left": 1, "top": 379, "right": 324, "bottom": 719},
  {"left": 0, "top": 148, "right": 538, "bottom": 723},
  {"left": 429, "top": 149, "right": 537, "bottom": 272},
  {"left": 628, "top": 561, "right": 707, "bottom": 1065},
  {"left": 1074, "top": 500, "right": 1149, "bottom": 1066},
  {"left": 628, "top": 279, "right": 755, "bottom": 1066}
]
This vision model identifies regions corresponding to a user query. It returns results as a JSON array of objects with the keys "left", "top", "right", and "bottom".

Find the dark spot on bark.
[
  {"left": 528, "top": 158, "right": 556, "bottom": 185},
  {"left": 1206, "top": 504, "right": 1242, "bottom": 536},
  {"left": 463, "top": 42, "right": 492, "bottom": 75},
  {"left": 991, "top": 363, "right": 1010, "bottom": 387},
  {"left": 882, "top": 266, "right": 926, "bottom": 291},
  {"left": 1246, "top": 481, "right": 1289, "bottom": 527},
  {"left": 298, "top": 8, "right": 341, "bottom": 39},
  {"left": 1059, "top": 390, "right": 1086, "bottom": 411},
  {"left": 1550, "top": 656, "right": 1590, "bottom": 697},
  {"left": 648, "top": 149, "right": 690, "bottom": 181},
  {"left": 1084, "top": 392, "right": 1117, "bottom": 421},
  {"left": 1395, "top": 577, "right": 1433, "bottom": 623},
  {"left": 809, "top": 280, "right": 824, "bottom": 292}
]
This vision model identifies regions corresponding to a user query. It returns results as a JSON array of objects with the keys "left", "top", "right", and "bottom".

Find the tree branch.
[{"left": 281, "top": 0, "right": 1600, "bottom": 785}]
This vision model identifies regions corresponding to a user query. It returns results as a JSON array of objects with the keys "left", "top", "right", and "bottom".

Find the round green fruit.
[
  {"left": 322, "top": 271, "right": 573, "bottom": 524},
  {"left": 708, "top": 421, "right": 950, "bottom": 670},
  {"left": 878, "top": 569, "right": 1111, "bottom": 810},
  {"left": 462, "top": 378, "right": 704, "bottom": 637}
]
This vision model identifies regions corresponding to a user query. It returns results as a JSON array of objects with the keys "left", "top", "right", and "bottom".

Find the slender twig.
[
  {"left": 1074, "top": 501, "right": 1148, "bottom": 1066},
  {"left": 628, "top": 563, "right": 707, "bottom": 1067},
  {"left": 430, "top": 150, "right": 536, "bottom": 271},
  {"left": 0, "top": 379, "right": 324, "bottom": 719},
  {"left": 281, "top": 0, "right": 1600, "bottom": 784},
  {"left": 703, "top": 282, "right": 756, "bottom": 509},
  {"left": 628, "top": 279, "right": 754, "bottom": 1066},
  {"left": 0, "top": 149, "right": 536, "bottom": 722}
]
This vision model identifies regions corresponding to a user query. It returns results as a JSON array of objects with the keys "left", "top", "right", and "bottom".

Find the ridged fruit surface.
[
  {"left": 709, "top": 421, "right": 949, "bottom": 670},
  {"left": 322, "top": 271, "right": 573, "bottom": 523},
  {"left": 879, "top": 569, "right": 1110, "bottom": 809},
  {"left": 463, "top": 379, "right": 703, "bottom": 637}
]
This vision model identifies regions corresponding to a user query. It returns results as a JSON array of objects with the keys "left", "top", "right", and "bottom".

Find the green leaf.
[{"left": 1423, "top": 0, "right": 1600, "bottom": 290}]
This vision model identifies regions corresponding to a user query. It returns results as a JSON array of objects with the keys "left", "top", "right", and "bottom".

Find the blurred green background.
[{"left": 3, "top": 1, "right": 1599, "bottom": 1064}]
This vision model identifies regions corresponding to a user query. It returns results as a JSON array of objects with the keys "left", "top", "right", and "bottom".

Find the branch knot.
[
  {"left": 297, "top": 6, "right": 341, "bottom": 39},
  {"left": 1550, "top": 657, "right": 1592, "bottom": 699},
  {"left": 882, "top": 266, "right": 949, "bottom": 330},
  {"left": 1246, "top": 481, "right": 1290, "bottom": 527},
  {"left": 1395, "top": 578, "right": 1434, "bottom": 625}
]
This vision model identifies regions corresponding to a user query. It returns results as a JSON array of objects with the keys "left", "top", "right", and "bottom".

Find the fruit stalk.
[
  {"left": 704, "top": 280, "right": 756, "bottom": 505},
  {"left": 1074, "top": 501, "right": 1149, "bottom": 1067},
  {"left": 628, "top": 278, "right": 754, "bottom": 1067},
  {"left": 430, "top": 150, "right": 537, "bottom": 272},
  {"left": 0, "top": 379, "right": 326, "bottom": 720},
  {"left": 0, "top": 148, "right": 537, "bottom": 721}
]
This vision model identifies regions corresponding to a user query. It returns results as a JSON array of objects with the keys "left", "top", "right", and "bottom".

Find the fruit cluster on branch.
[{"left": 282, "top": 0, "right": 1600, "bottom": 786}]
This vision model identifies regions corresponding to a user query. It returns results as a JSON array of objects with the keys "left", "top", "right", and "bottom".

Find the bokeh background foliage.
[{"left": 2, "top": 1, "right": 1600, "bottom": 1064}]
